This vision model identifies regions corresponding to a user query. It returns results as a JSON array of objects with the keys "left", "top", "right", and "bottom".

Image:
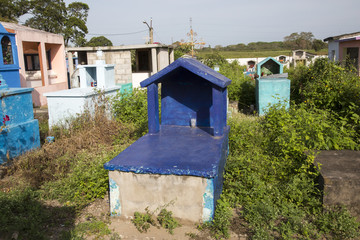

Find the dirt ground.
[{"left": 77, "top": 194, "right": 247, "bottom": 240}]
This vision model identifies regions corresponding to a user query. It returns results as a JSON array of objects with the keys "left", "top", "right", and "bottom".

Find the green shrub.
[
  {"left": 315, "top": 206, "right": 360, "bottom": 239},
  {"left": 263, "top": 103, "right": 359, "bottom": 153},
  {"left": 220, "top": 61, "right": 255, "bottom": 111},
  {"left": 157, "top": 208, "right": 180, "bottom": 234},
  {"left": 40, "top": 147, "right": 125, "bottom": 208},
  {"left": 112, "top": 88, "right": 148, "bottom": 138},
  {"left": 289, "top": 58, "right": 360, "bottom": 117},
  {"left": 210, "top": 198, "right": 232, "bottom": 239},
  {"left": 199, "top": 52, "right": 255, "bottom": 111},
  {"left": 132, "top": 208, "right": 156, "bottom": 233}
]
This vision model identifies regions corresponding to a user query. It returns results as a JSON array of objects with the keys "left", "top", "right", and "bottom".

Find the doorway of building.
[{"left": 346, "top": 47, "right": 359, "bottom": 72}]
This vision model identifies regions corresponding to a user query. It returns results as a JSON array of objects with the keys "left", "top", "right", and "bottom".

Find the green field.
[{"left": 197, "top": 49, "right": 328, "bottom": 58}]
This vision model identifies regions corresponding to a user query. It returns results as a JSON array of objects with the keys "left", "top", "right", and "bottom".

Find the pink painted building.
[
  {"left": 1, "top": 22, "right": 68, "bottom": 106},
  {"left": 324, "top": 32, "right": 360, "bottom": 75}
]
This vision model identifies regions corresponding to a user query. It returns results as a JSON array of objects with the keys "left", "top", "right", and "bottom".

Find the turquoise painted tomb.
[
  {"left": 0, "top": 73, "right": 40, "bottom": 163},
  {"left": 104, "top": 58, "right": 231, "bottom": 222},
  {"left": 255, "top": 57, "right": 290, "bottom": 115}
]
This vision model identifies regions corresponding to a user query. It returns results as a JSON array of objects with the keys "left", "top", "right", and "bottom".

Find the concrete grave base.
[
  {"left": 315, "top": 150, "right": 360, "bottom": 219},
  {"left": 108, "top": 171, "right": 215, "bottom": 223}
]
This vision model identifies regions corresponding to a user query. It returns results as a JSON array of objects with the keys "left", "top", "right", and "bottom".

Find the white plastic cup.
[{"left": 191, "top": 118, "right": 196, "bottom": 128}]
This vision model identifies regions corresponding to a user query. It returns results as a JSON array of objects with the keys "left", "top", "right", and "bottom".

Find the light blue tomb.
[{"left": 255, "top": 57, "right": 290, "bottom": 115}]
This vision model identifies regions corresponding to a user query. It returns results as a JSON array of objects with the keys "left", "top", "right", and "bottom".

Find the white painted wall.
[
  {"left": 44, "top": 86, "right": 120, "bottom": 128},
  {"left": 328, "top": 41, "right": 339, "bottom": 61},
  {"left": 132, "top": 72, "right": 150, "bottom": 88}
]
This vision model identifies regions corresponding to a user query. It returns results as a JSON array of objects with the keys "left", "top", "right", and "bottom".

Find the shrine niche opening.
[{"left": 1, "top": 36, "right": 13, "bottom": 65}]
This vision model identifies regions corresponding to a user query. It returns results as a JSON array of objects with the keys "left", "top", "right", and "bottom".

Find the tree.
[
  {"left": 63, "top": 2, "right": 89, "bottom": 46},
  {"left": 24, "top": 0, "right": 89, "bottom": 47},
  {"left": 25, "top": 0, "right": 67, "bottom": 34},
  {"left": 0, "top": 0, "right": 32, "bottom": 22},
  {"left": 312, "top": 39, "right": 327, "bottom": 52},
  {"left": 85, "top": 36, "right": 113, "bottom": 47},
  {"left": 284, "top": 32, "right": 314, "bottom": 49}
]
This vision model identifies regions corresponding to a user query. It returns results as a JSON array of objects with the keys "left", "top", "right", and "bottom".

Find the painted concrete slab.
[{"left": 104, "top": 125, "right": 229, "bottom": 178}]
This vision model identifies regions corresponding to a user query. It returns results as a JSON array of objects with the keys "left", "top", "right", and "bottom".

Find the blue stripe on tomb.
[{"left": 203, "top": 178, "right": 215, "bottom": 222}]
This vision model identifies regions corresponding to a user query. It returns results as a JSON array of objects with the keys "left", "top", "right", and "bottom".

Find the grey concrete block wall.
[
  {"left": 157, "top": 48, "right": 170, "bottom": 71},
  {"left": 87, "top": 50, "right": 132, "bottom": 85}
]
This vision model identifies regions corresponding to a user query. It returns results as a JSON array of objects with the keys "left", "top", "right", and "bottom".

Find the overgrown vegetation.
[
  {"left": 0, "top": 91, "right": 144, "bottom": 239},
  {"left": 205, "top": 57, "right": 360, "bottom": 239},
  {"left": 1, "top": 55, "right": 360, "bottom": 239}
]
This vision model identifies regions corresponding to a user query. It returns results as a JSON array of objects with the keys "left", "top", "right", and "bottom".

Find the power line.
[{"left": 87, "top": 29, "right": 147, "bottom": 36}]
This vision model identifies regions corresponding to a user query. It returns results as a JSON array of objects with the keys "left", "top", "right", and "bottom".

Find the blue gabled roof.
[
  {"left": 0, "top": 23, "right": 9, "bottom": 34},
  {"left": 140, "top": 58, "right": 231, "bottom": 88}
]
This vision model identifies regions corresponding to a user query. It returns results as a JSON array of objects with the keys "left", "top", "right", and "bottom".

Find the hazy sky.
[{"left": 64, "top": 0, "right": 360, "bottom": 47}]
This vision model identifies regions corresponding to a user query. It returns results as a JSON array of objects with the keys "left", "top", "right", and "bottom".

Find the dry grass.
[{"left": 1, "top": 93, "right": 134, "bottom": 190}]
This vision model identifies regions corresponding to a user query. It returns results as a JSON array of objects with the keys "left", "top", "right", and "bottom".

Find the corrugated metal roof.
[{"left": 324, "top": 31, "right": 360, "bottom": 42}]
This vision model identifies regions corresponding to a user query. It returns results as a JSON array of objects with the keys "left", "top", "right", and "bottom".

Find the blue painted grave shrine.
[
  {"left": 255, "top": 57, "right": 290, "bottom": 115},
  {"left": 104, "top": 58, "right": 231, "bottom": 222},
  {"left": 0, "top": 23, "right": 20, "bottom": 88},
  {"left": 0, "top": 73, "right": 40, "bottom": 163},
  {"left": 0, "top": 24, "right": 40, "bottom": 163}
]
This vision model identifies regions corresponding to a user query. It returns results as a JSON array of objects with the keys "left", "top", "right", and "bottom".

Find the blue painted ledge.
[{"left": 104, "top": 125, "right": 230, "bottom": 178}]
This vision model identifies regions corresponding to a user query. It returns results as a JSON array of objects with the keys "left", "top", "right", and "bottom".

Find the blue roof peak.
[
  {"left": 0, "top": 23, "right": 9, "bottom": 34},
  {"left": 140, "top": 58, "right": 231, "bottom": 88}
]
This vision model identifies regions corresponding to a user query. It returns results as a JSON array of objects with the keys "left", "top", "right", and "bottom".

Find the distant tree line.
[{"left": 200, "top": 32, "right": 327, "bottom": 52}]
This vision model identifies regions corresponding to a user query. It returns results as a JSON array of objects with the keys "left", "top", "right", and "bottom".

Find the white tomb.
[{"left": 45, "top": 60, "right": 121, "bottom": 128}]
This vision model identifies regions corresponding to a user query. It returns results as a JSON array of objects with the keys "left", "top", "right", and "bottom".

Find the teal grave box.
[
  {"left": 0, "top": 23, "right": 20, "bottom": 88},
  {"left": 0, "top": 73, "right": 40, "bottom": 163},
  {"left": 255, "top": 57, "right": 290, "bottom": 115},
  {"left": 104, "top": 58, "right": 231, "bottom": 222}
]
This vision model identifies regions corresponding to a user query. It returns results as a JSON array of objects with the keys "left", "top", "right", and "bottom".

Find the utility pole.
[
  {"left": 180, "top": 18, "right": 205, "bottom": 57},
  {"left": 143, "top": 18, "right": 153, "bottom": 44}
]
